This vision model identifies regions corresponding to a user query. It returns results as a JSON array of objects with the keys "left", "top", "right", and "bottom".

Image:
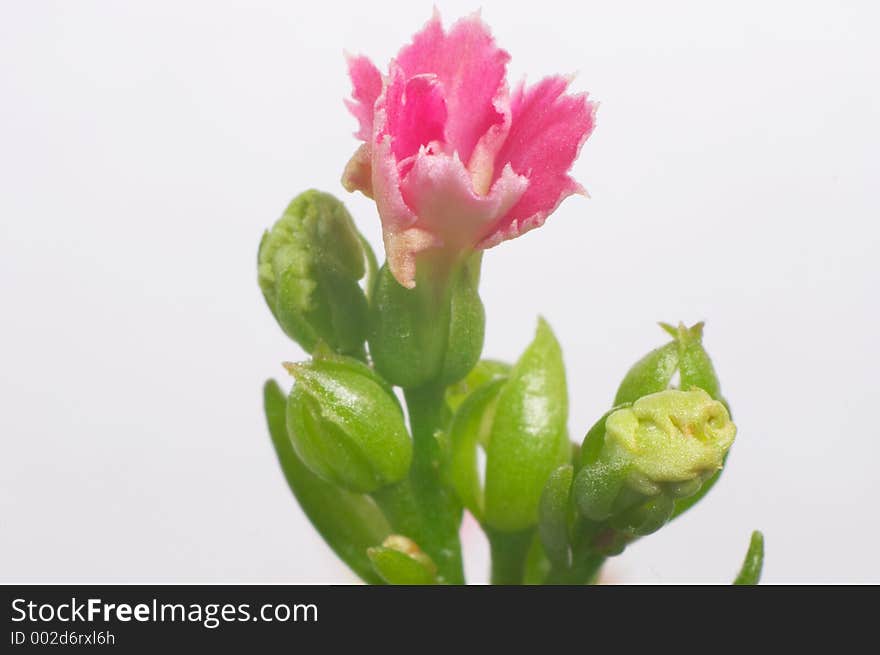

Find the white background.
[{"left": 2, "top": 0, "right": 877, "bottom": 583}]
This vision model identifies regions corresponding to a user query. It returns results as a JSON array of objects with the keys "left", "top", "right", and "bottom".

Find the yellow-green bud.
[
  {"left": 574, "top": 388, "right": 735, "bottom": 532},
  {"left": 605, "top": 388, "right": 735, "bottom": 495}
]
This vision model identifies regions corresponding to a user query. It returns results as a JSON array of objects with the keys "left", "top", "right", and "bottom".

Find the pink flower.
[{"left": 343, "top": 11, "right": 597, "bottom": 288}]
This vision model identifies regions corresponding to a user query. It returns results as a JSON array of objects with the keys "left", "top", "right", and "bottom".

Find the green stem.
[
  {"left": 374, "top": 385, "right": 464, "bottom": 584},
  {"left": 544, "top": 550, "right": 606, "bottom": 585},
  {"left": 487, "top": 529, "right": 534, "bottom": 585}
]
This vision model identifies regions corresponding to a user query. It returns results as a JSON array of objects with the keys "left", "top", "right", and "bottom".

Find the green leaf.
[
  {"left": 733, "top": 530, "right": 764, "bottom": 585},
  {"left": 445, "top": 378, "right": 506, "bottom": 521},
  {"left": 538, "top": 464, "right": 574, "bottom": 568},
  {"left": 367, "top": 546, "right": 439, "bottom": 585},
  {"left": 484, "top": 318, "right": 570, "bottom": 532},
  {"left": 263, "top": 379, "right": 389, "bottom": 584},
  {"left": 444, "top": 359, "right": 511, "bottom": 413}
]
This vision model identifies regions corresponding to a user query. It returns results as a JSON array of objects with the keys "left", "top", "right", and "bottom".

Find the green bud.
[
  {"left": 614, "top": 322, "right": 724, "bottom": 405},
  {"left": 263, "top": 379, "right": 389, "bottom": 584},
  {"left": 258, "top": 190, "right": 371, "bottom": 357},
  {"left": 448, "top": 318, "right": 570, "bottom": 533},
  {"left": 368, "top": 255, "right": 485, "bottom": 389},
  {"left": 284, "top": 354, "right": 412, "bottom": 493},
  {"left": 367, "top": 535, "right": 439, "bottom": 585},
  {"left": 575, "top": 389, "right": 735, "bottom": 532}
]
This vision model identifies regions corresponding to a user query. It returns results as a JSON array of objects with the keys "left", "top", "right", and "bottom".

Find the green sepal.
[
  {"left": 610, "top": 494, "right": 675, "bottom": 537},
  {"left": 672, "top": 322, "right": 722, "bottom": 401},
  {"left": 538, "top": 464, "right": 574, "bottom": 568},
  {"left": 368, "top": 256, "right": 485, "bottom": 389},
  {"left": 669, "top": 459, "right": 724, "bottom": 520},
  {"left": 573, "top": 457, "right": 631, "bottom": 522},
  {"left": 615, "top": 322, "right": 724, "bottom": 405},
  {"left": 733, "top": 530, "right": 765, "bottom": 585},
  {"left": 258, "top": 190, "right": 370, "bottom": 358},
  {"left": 263, "top": 380, "right": 388, "bottom": 584},
  {"left": 578, "top": 407, "right": 627, "bottom": 470},
  {"left": 614, "top": 341, "right": 678, "bottom": 406},
  {"left": 439, "top": 257, "right": 486, "bottom": 385},
  {"left": 484, "top": 318, "right": 570, "bottom": 532}
]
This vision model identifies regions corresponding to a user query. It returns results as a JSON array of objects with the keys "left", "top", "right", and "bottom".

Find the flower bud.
[
  {"left": 447, "top": 318, "right": 570, "bottom": 532},
  {"left": 284, "top": 354, "right": 412, "bottom": 493},
  {"left": 574, "top": 389, "right": 735, "bottom": 534},
  {"left": 367, "top": 535, "right": 439, "bottom": 585},
  {"left": 368, "top": 255, "right": 485, "bottom": 389},
  {"left": 258, "top": 190, "right": 371, "bottom": 357}
]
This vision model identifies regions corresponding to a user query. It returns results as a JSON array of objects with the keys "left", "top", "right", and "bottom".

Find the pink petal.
[
  {"left": 381, "top": 67, "right": 448, "bottom": 163},
  {"left": 399, "top": 151, "right": 528, "bottom": 254},
  {"left": 480, "top": 76, "right": 597, "bottom": 249},
  {"left": 395, "top": 12, "right": 510, "bottom": 165},
  {"left": 344, "top": 54, "right": 383, "bottom": 141},
  {"left": 371, "top": 132, "right": 440, "bottom": 289},
  {"left": 468, "top": 82, "right": 511, "bottom": 195}
]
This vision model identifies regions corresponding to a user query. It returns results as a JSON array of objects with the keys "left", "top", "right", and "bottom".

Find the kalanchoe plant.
[{"left": 258, "top": 12, "right": 763, "bottom": 585}]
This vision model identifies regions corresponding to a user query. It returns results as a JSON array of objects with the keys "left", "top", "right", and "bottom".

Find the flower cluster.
[{"left": 256, "top": 12, "right": 762, "bottom": 586}]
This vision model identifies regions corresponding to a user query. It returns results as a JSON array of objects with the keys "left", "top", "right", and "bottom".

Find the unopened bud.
[
  {"left": 258, "top": 190, "right": 370, "bottom": 357},
  {"left": 574, "top": 388, "right": 735, "bottom": 534},
  {"left": 367, "top": 535, "right": 439, "bottom": 585},
  {"left": 284, "top": 354, "right": 412, "bottom": 493}
]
